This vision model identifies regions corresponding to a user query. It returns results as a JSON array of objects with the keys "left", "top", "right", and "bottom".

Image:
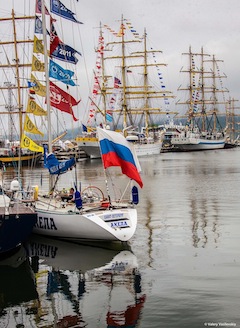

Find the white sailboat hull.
[
  {"left": 78, "top": 139, "right": 163, "bottom": 158},
  {"left": 80, "top": 142, "right": 101, "bottom": 159},
  {"left": 77, "top": 137, "right": 101, "bottom": 159},
  {"left": 134, "top": 141, "right": 162, "bottom": 156},
  {"left": 33, "top": 203, "right": 137, "bottom": 242},
  {"left": 171, "top": 136, "right": 225, "bottom": 151}
]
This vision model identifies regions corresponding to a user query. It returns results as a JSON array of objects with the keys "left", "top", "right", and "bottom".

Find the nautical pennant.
[
  {"left": 49, "top": 81, "right": 80, "bottom": 121},
  {"left": 51, "top": 42, "right": 81, "bottom": 64},
  {"left": 49, "top": 59, "right": 76, "bottom": 86},
  {"left": 26, "top": 98, "right": 47, "bottom": 116},
  {"left": 21, "top": 134, "right": 44, "bottom": 153},
  {"left": 33, "top": 35, "right": 44, "bottom": 54},
  {"left": 87, "top": 34, "right": 104, "bottom": 124},
  {"left": 50, "top": 0, "right": 83, "bottom": 24},
  {"left": 27, "top": 81, "right": 38, "bottom": 88},
  {"left": 32, "top": 55, "right": 45, "bottom": 72},
  {"left": 30, "top": 74, "right": 46, "bottom": 97},
  {"left": 50, "top": 16, "right": 61, "bottom": 55},
  {"left": 23, "top": 115, "right": 44, "bottom": 136},
  {"left": 35, "top": 16, "right": 50, "bottom": 35}
]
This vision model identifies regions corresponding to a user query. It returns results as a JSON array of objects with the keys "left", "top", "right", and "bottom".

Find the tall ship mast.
[
  {"left": 0, "top": 9, "right": 42, "bottom": 167},
  {"left": 172, "top": 46, "right": 228, "bottom": 151},
  {"left": 77, "top": 17, "right": 175, "bottom": 158}
]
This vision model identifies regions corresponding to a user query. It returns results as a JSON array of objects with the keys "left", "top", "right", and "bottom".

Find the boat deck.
[{"left": 0, "top": 203, "right": 36, "bottom": 215}]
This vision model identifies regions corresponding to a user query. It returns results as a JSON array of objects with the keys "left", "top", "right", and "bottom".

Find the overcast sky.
[
  {"left": 78, "top": 0, "right": 240, "bottom": 102},
  {"left": 1, "top": 0, "right": 240, "bottom": 124}
]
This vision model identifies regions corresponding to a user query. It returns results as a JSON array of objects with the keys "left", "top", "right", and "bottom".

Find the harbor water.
[{"left": 1, "top": 148, "right": 240, "bottom": 327}]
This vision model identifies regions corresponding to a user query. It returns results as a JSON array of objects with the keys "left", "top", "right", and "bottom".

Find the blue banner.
[
  {"left": 49, "top": 60, "right": 76, "bottom": 86},
  {"left": 50, "top": 0, "right": 83, "bottom": 24},
  {"left": 106, "top": 113, "right": 113, "bottom": 122},
  {"left": 51, "top": 43, "right": 81, "bottom": 65},
  {"left": 35, "top": 16, "right": 43, "bottom": 34},
  {"left": 35, "top": 16, "right": 50, "bottom": 35},
  {"left": 27, "top": 81, "right": 38, "bottom": 88},
  {"left": 45, "top": 152, "right": 76, "bottom": 175}
]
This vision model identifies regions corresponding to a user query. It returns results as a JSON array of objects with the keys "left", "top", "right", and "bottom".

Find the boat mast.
[
  {"left": 143, "top": 28, "right": 149, "bottom": 136},
  {"left": 120, "top": 15, "right": 128, "bottom": 129},
  {"left": 226, "top": 98, "right": 240, "bottom": 141},
  {"left": 200, "top": 47, "right": 207, "bottom": 132},
  {"left": 105, "top": 15, "right": 142, "bottom": 129},
  {"left": 204, "top": 54, "right": 229, "bottom": 133},
  {"left": 41, "top": 0, "right": 53, "bottom": 190},
  {"left": 41, "top": 0, "right": 52, "bottom": 154},
  {"left": 0, "top": 10, "right": 34, "bottom": 173},
  {"left": 97, "top": 22, "right": 108, "bottom": 126}
]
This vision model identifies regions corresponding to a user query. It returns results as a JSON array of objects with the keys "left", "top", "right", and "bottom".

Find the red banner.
[{"left": 49, "top": 82, "right": 80, "bottom": 121}]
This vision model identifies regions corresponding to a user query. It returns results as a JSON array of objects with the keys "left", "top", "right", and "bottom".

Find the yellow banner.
[
  {"left": 21, "top": 134, "right": 44, "bottom": 153},
  {"left": 31, "top": 74, "right": 46, "bottom": 97},
  {"left": 23, "top": 115, "right": 44, "bottom": 136},
  {"left": 32, "top": 55, "right": 45, "bottom": 72},
  {"left": 26, "top": 98, "right": 47, "bottom": 116},
  {"left": 33, "top": 35, "right": 44, "bottom": 54}
]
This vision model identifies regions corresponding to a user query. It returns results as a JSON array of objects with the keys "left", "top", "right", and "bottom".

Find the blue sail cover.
[{"left": 45, "top": 153, "right": 75, "bottom": 175}]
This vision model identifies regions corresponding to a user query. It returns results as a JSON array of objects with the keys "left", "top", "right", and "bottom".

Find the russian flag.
[{"left": 97, "top": 128, "right": 143, "bottom": 188}]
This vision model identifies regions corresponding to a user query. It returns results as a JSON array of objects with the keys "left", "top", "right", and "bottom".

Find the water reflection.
[
  {"left": 0, "top": 246, "right": 39, "bottom": 327},
  {"left": 0, "top": 236, "right": 146, "bottom": 327}
]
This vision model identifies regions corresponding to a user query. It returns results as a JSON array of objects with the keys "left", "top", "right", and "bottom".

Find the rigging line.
[{"left": 0, "top": 48, "right": 19, "bottom": 109}]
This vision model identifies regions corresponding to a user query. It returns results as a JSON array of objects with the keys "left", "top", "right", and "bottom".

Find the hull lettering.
[{"left": 35, "top": 216, "right": 57, "bottom": 230}]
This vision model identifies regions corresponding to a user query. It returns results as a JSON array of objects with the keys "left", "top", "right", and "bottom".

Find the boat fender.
[
  {"left": 74, "top": 190, "right": 82, "bottom": 209},
  {"left": 131, "top": 186, "right": 139, "bottom": 205},
  {"left": 33, "top": 185, "right": 39, "bottom": 200},
  {"left": 10, "top": 179, "right": 20, "bottom": 191}
]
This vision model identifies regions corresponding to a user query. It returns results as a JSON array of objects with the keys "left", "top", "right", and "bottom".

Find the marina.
[
  {"left": 1, "top": 148, "right": 240, "bottom": 327},
  {"left": 0, "top": 0, "right": 240, "bottom": 327}
]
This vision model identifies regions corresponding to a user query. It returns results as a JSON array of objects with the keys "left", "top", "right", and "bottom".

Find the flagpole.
[
  {"left": 41, "top": 0, "right": 53, "bottom": 190},
  {"left": 97, "top": 129, "right": 112, "bottom": 206}
]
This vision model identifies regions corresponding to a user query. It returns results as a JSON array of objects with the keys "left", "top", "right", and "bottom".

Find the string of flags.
[
  {"left": 191, "top": 55, "right": 199, "bottom": 113},
  {"left": 87, "top": 34, "right": 105, "bottom": 125},
  {"left": 151, "top": 48, "right": 170, "bottom": 108}
]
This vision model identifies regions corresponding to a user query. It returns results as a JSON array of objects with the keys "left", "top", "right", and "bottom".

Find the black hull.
[{"left": 0, "top": 205, "right": 37, "bottom": 255}]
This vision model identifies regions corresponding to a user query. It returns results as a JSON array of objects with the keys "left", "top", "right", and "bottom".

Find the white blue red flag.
[{"left": 97, "top": 128, "right": 143, "bottom": 188}]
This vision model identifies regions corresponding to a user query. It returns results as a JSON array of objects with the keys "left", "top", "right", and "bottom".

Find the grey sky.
[{"left": 1, "top": 0, "right": 240, "bottom": 126}]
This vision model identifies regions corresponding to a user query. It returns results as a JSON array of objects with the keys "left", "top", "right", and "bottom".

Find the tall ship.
[
  {"left": 171, "top": 46, "right": 229, "bottom": 151},
  {"left": 0, "top": 9, "right": 43, "bottom": 167},
  {"left": 76, "top": 17, "right": 175, "bottom": 158}
]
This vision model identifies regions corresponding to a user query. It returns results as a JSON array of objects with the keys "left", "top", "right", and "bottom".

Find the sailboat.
[
  {"left": 171, "top": 47, "right": 227, "bottom": 151},
  {"left": 76, "top": 17, "right": 175, "bottom": 158},
  {"left": 19, "top": 0, "right": 142, "bottom": 242},
  {"left": 32, "top": 127, "right": 142, "bottom": 242}
]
